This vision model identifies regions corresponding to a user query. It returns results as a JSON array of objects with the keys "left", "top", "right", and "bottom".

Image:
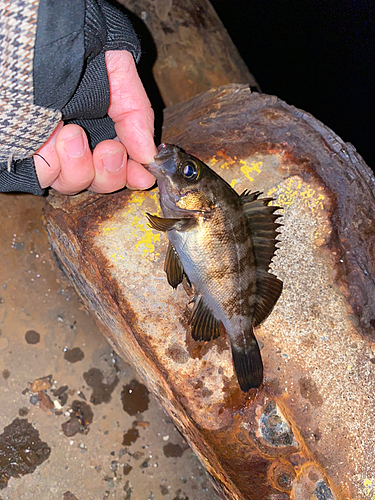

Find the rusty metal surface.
[
  {"left": 45, "top": 86, "right": 375, "bottom": 500},
  {"left": 120, "top": 0, "right": 259, "bottom": 107}
]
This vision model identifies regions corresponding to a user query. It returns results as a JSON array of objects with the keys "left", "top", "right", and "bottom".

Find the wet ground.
[{"left": 0, "top": 193, "right": 219, "bottom": 500}]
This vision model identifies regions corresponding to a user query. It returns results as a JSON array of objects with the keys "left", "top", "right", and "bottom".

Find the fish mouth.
[
  {"left": 143, "top": 143, "right": 179, "bottom": 175},
  {"left": 155, "top": 143, "right": 179, "bottom": 160}
]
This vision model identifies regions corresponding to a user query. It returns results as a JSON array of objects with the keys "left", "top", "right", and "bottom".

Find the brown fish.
[{"left": 145, "top": 144, "right": 282, "bottom": 391}]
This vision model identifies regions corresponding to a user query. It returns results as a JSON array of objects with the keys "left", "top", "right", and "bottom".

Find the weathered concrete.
[{"left": 0, "top": 194, "right": 218, "bottom": 500}]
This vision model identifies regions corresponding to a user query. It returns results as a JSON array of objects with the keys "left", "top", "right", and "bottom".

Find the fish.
[{"left": 144, "top": 143, "right": 283, "bottom": 391}]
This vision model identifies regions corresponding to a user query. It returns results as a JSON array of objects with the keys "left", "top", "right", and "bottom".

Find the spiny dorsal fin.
[
  {"left": 164, "top": 243, "right": 184, "bottom": 289},
  {"left": 240, "top": 191, "right": 283, "bottom": 326},
  {"left": 240, "top": 191, "right": 282, "bottom": 274},
  {"left": 253, "top": 270, "right": 283, "bottom": 326},
  {"left": 189, "top": 295, "right": 221, "bottom": 342},
  {"left": 146, "top": 213, "right": 196, "bottom": 232}
]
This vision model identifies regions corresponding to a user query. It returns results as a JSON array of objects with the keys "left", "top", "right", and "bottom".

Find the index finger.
[{"left": 105, "top": 50, "right": 157, "bottom": 164}]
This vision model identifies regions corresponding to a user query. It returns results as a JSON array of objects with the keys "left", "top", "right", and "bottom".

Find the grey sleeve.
[{"left": 0, "top": 0, "right": 141, "bottom": 195}]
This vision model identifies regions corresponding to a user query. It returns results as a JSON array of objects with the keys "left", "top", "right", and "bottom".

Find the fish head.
[{"left": 144, "top": 144, "right": 220, "bottom": 214}]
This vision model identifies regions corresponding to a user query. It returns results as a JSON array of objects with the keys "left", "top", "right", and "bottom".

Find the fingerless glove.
[{"left": 0, "top": 0, "right": 141, "bottom": 194}]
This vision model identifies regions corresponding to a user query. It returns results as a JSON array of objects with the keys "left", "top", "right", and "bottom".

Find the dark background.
[{"left": 210, "top": 0, "right": 375, "bottom": 171}]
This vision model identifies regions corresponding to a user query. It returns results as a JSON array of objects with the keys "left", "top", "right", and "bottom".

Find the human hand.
[{"left": 34, "top": 51, "right": 157, "bottom": 195}]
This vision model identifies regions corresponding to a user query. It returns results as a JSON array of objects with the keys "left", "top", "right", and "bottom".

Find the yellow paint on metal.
[
  {"left": 268, "top": 177, "right": 325, "bottom": 212},
  {"left": 101, "top": 191, "right": 162, "bottom": 260},
  {"left": 230, "top": 179, "right": 238, "bottom": 188},
  {"left": 209, "top": 152, "right": 237, "bottom": 170},
  {"left": 110, "top": 252, "right": 125, "bottom": 263},
  {"left": 131, "top": 214, "right": 161, "bottom": 258},
  {"left": 363, "top": 478, "right": 375, "bottom": 499},
  {"left": 123, "top": 192, "right": 162, "bottom": 259},
  {"left": 240, "top": 160, "right": 262, "bottom": 182},
  {"left": 126, "top": 192, "right": 148, "bottom": 207}
]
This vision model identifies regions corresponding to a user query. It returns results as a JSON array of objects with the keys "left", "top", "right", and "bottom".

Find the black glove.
[{"left": 0, "top": 0, "right": 141, "bottom": 195}]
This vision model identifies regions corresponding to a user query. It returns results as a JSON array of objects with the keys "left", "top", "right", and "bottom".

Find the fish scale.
[{"left": 145, "top": 143, "right": 283, "bottom": 391}]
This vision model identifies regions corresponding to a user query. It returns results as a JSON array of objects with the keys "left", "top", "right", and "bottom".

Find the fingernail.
[
  {"left": 63, "top": 131, "right": 86, "bottom": 158},
  {"left": 101, "top": 149, "right": 125, "bottom": 172},
  {"left": 126, "top": 176, "right": 156, "bottom": 191}
]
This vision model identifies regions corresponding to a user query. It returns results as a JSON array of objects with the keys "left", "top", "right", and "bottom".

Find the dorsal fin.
[
  {"left": 240, "top": 191, "right": 282, "bottom": 274},
  {"left": 241, "top": 191, "right": 283, "bottom": 326}
]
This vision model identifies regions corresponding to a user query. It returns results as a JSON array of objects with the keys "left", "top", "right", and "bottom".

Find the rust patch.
[
  {"left": 238, "top": 394, "right": 299, "bottom": 459},
  {"left": 298, "top": 377, "right": 323, "bottom": 408},
  {"left": 293, "top": 464, "right": 336, "bottom": 500},
  {"left": 166, "top": 343, "right": 189, "bottom": 364},
  {"left": 267, "top": 459, "right": 296, "bottom": 492},
  {"left": 202, "top": 426, "right": 288, "bottom": 500}
]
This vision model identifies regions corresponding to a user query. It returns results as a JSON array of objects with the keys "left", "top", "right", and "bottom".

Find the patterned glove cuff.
[{"left": 0, "top": 0, "right": 62, "bottom": 168}]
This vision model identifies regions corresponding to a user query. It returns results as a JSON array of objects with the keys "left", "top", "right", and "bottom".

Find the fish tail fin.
[{"left": 231, "top": 333, "right": 263, "bottom": 391}]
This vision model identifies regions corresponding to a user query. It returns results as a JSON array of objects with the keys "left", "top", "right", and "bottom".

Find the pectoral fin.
[
  {"left": 164, "top": 243, "right": 184, "bottom": 289},
  {"left": 190, "top": 295, "right": 221, "bottom": 342},
  {"left": 146, "top": 213, "right": 196, "bottom": 232}
]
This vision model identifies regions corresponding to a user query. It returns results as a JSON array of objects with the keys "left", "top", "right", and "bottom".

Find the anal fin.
[
  {"left": 253, "top": 271, "right": 283, "bottom": 327},
  {"left": 164, "top": 243, "right": 184, "bottom": 289},
  {"left": 190, "top": 295, "right": 221, "bottom": 342}
]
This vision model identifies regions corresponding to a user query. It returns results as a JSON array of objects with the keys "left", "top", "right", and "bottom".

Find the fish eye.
[{"left": 180, "top": 161, "right": 199, "bottom": 180}]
